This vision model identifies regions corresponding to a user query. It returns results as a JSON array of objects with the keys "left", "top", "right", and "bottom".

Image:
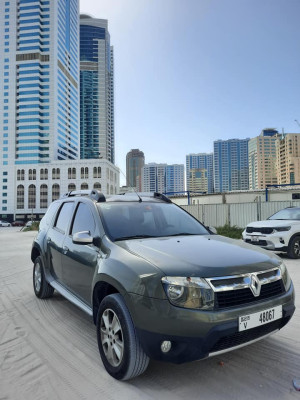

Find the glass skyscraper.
[
  {"left": 213, "top": 138, "right": 250, "bottom": 192},
  {"left": 80, "top": 15, "right": 114, "bottom": 163},
  {"left": 0, "top": 0, "right": 80, "bottom": 166}
]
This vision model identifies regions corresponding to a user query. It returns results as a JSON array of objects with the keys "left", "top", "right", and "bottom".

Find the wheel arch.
[
  {"left": 288, "top": 232, "right": 300, "bottom": 246},
  {"left": 31, "top": 245, "right": 41, "bottom": 263},
  {"left": 92, "top": 280, "right": 121, "bottom": 324}
]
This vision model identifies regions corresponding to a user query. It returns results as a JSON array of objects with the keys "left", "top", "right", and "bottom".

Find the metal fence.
[{"left": 181, "top": 200, "right": 300, "bottom": 228}]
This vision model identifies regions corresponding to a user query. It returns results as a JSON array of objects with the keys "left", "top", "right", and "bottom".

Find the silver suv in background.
[
  {"left": 242, "top": 207, "right": 300, "bottom": 258},
  {"left": 31, "top": 191, "right": 295, "bottom": 380}
]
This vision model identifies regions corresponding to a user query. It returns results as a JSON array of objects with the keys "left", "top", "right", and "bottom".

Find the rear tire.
[
  {"left": 287, "top": 236, "right": 300, "bottom": 259},
  {"left": 96, "top": 293, "right": 149, "bottom": 380},
  {"left": 33, "top": 256, "right": 54, "bottom": 298}
]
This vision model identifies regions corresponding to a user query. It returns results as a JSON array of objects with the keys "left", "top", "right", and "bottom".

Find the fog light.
[{"left": 161, "top": 341, "right": 172, "bottom": 353}]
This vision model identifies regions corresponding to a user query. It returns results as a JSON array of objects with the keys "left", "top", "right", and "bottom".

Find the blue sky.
[{"left": 80, "top": 0, "right": 300, "bottom": 184}]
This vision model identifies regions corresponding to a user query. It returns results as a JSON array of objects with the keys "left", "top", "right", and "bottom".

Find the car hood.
[
  {"left": 117, "top": 235, "right": 280, "bottom": 277},
  {"left": 247, "top": 220, "right": 299, "bottom": 228}
]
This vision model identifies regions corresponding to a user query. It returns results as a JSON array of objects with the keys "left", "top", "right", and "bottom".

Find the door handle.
[
  {"left": 63, "top": 246, "right": 69, "bottom": 254},
  {"left": 47, "top": 237, "right": 52, "bottom": 243}
]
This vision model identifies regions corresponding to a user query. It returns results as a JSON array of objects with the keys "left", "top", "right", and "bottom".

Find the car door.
[
  {"left": 61, "top": 201, "right": 100, "bottom": 305},
  {"left": 46, "top": 201, "right": 75, "bottom": 283}
]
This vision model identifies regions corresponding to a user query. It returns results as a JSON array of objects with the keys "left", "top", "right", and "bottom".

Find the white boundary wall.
[{"left": 181, "top": 201, "right": 300, "bottom": 228}]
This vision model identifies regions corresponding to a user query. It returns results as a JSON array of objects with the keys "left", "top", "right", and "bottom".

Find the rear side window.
[
  {"left": 55, "top": 202, "right": 74, "bottom": 233},
  {"left": 71, "top": 203, "right": 96, "bottom": 235},
  {"left": 39, "top": 201, "right": 60, "bottom": 230}
]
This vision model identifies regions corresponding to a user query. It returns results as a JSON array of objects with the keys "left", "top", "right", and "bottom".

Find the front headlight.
[
  {"left": 279, "top": 262, "right": 292, "bottom": 291},
  {"left": 274, "top": 226, "right": 291, "bottom": 232},
  {"left": 161, "top": 276, "right": 214, "bottom": 310}
]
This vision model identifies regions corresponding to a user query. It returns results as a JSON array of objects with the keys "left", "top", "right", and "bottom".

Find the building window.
[
  {"left": 93, "top": 182, "right": 101, "bottom": 190},
  {"left": 29, "top": 169, "right": 36, "bottom": 180},
  {"left": 52, "top": 168, "right": 60, "bottom": 179},
  {"left": 52, "top": 184, "right": 60, "bottom": 201},
  {"left": 68, "top": 167, "right": 76, "bottom": 179},
  {"left": 40, "top": 184, "right": 48, "bottom": 209},
  {"left": 81, "top": 167, "right": 89, "bottom": 179},
  {"left": 28, "top": 184, "right": 36, "bottom": 209},
  {"left": 68, "top": 183, "right": 76, "bottom": 191},
  {"left": 40, "top": 168, "right": 48, "bottom": 180},
  {"left": 93, "top": 167, "right": 101, "bottom": 178},
  {"left": 17, "top": 185, "right": 24, "bottom": 209},
  {"left": 81, "top": 183, "right": 88, "bottom": 190}
]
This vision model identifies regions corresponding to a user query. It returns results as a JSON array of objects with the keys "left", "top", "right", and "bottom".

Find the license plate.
[
  {"left": 239, "top": 305, "right": 282, "bottom": 332},
  {"left": 251, "top": 236, "right": 260, "bottom": 242}
]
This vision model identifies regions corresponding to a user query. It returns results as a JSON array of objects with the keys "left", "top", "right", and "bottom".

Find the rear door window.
[{"left": 54, "top": 202, "right": 74, "bottom": 234}]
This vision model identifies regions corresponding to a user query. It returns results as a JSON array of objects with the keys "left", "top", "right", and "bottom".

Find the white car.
[
  {"left": 242, "top": 207, "right": 300, "bottom": 259},
  {"left": 26, "top": 220, "right": 35, "bottom": 227},
  {"left": 0, "top": 220, "right": 11, "bottom": 227}
]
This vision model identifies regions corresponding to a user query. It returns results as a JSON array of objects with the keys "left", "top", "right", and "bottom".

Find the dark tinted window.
[
  {"left": 39, "top": 201, "right": 60, "bottom": 230},
  {"left": 98, "top": 202, "right": 209, "bottom": 241},
  {"left": 55, "top": 202, "right": 74, "bottom": 233},
  {"left": 71, "top": 203, "right": 96, "bottom": 235}
]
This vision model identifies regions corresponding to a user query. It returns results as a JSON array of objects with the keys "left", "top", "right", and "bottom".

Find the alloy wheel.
[
  {"left": 294, "top": 239, "right": 300, "bottom": 257},
  {"left": 34, "top": 262, "right": 42, "bottom": 292},
  {"left": 100, "top": 308, "right": 124, "bottom": 367}
]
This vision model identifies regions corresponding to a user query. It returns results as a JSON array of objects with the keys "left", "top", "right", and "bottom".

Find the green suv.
[{"left": 31, "top": 190, "right": 295, "bottom": 380}]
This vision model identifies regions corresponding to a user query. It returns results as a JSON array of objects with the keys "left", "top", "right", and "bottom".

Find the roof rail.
[
  {"left": 154, "top": 192, "right": 172, "bottom": 203},
  {"left": 62, "top": 190, "right": 106, "bottom": 202},
  {"left": 121, "top": 192, "right": 172, "bottom": 203}
]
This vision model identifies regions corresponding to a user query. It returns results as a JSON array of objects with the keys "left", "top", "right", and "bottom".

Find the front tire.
[
  {"left": 33, "top": 256, "right": 54, "bottom": 298},
  {"left": 287, "top": 236, "right": 300, "bottom": 259},
  {"left": 96, "top": 293, "right": 149, "bottom": 380}
]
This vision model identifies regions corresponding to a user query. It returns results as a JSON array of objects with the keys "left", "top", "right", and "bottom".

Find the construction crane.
[{"left": 295, "top": 119, "right": 300, "bottom": 129}]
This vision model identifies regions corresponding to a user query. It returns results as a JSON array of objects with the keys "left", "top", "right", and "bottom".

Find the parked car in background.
[
  {"left": 25, "top": 220, "right": 36, "bottom": 227},
  {"left": 242, "top": 207, "right": 300, "bottom": 259},
  {"left": 0, "top": 220, "right": 11, "bottom": 227},
  {"left": 31, "top": 191, "right": 295, "bottom": 380},
  {"left": 12, "top": 220, "right": 25, "bottom": 227}
]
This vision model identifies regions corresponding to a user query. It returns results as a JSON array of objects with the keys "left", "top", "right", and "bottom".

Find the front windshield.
[
  {"left": 268, "top": 208, "right": 300, "bottom": 220},
  {"left": 98, "top": 202, "right": 209, "bottom": 241}
]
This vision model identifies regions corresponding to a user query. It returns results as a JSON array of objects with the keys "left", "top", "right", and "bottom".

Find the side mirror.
[
  {"left": 207, "top": 226, "right": 217, "bottom": 235},
  {"left": 73, "top": 231, "right": 93, "bottom": 245}
]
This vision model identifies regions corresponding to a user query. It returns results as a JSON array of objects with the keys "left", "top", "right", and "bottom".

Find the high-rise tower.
[
  {"left": 126, "top": 149, "right": 145, "bottom": 191},
  {"left": 186, "top": 153, "right": 214, "bottom": 194},
  {"left": 80, "top": 15, "right": 114, "bottom": 163},
  {"left": 213, "top": 138, "right": 250, "bottom": 192},
  {"left": 248, "top": 129, "right": 278, "bottom": 189},
  {"left": 0, "top": 0, "right": 80, "bottom": 168}
]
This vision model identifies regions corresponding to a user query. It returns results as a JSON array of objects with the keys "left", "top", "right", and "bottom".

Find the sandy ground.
[{"left": 0, "top": 227, "right": 299, "bottom": 400}]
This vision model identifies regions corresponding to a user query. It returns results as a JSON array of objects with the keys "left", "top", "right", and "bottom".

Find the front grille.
[
  {"left": 210, "top": 318, "right": 287, "bottom": 353},
  {"left": 245, "top": 239, "right": 268, "bottom": 246},
  {"left": 246, "top": 227, "right": 274, "bottom": 234},
  {"left": 215, "top": 280, "right": 285, "bottom": 309}
]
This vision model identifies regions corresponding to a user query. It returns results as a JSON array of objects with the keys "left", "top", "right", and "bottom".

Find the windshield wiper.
[{"left": 114, "top": 235, "right": 155, "bottom": 241}]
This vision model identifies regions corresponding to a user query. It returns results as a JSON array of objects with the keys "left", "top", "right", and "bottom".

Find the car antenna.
[{"left": 119, "top": 168, "right": 142, "bottom": 202}]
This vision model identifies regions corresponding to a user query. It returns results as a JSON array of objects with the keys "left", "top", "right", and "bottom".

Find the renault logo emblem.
[{"left": 250, "top": 274, "right": 261, "bottom": 297}]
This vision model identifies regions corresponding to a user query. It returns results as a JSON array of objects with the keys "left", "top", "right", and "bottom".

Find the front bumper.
[
  {"left": 243, "top": 233, "right": 288, "bottom": 251},
  {"left": 129, "top": 282, "right": 295, "bottom": 364}
]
